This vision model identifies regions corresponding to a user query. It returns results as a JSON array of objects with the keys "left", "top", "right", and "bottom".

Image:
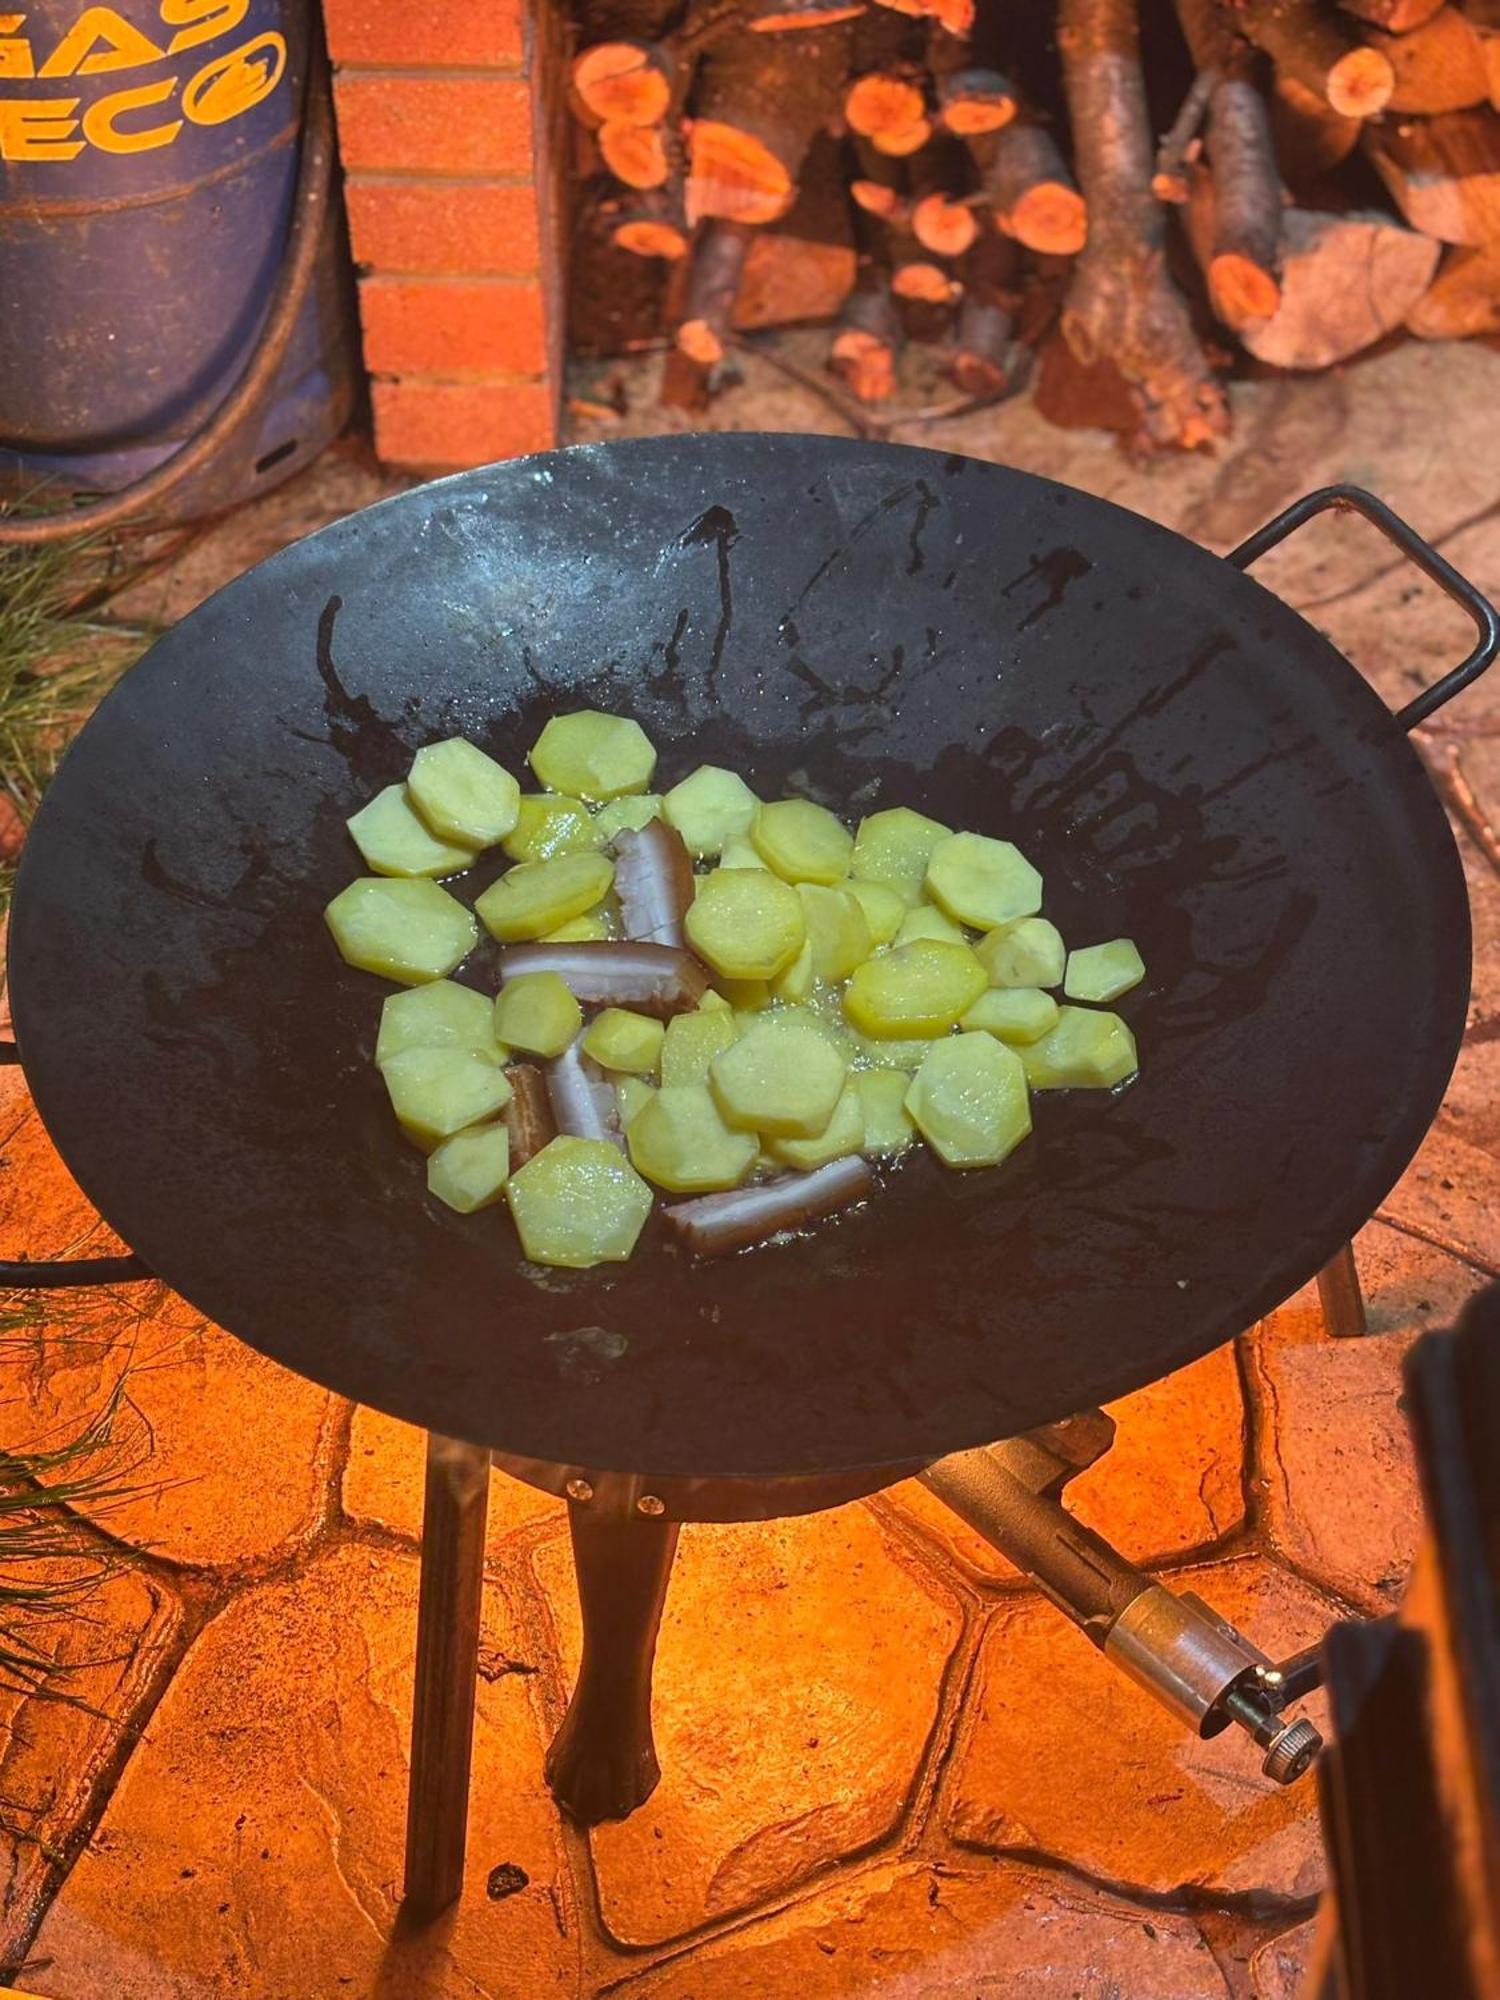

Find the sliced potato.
[
  {"left": 779, "top": 996, "right": 859, "bottom": 1063},
  {"left": 894, "top": 903, "right": 968, "bottom": 948},
  {"left": 961, "top": 986, "right": 1060, "bottom": 1045},
  {"left": 847, "top": 877, "right": 906, "bottom": 945},
  {"left": 698, "top": 988, "right": 734, "bottom": 1012},
  {"left": 719, "top": 834, "right": 767, "bottom": 870},
  {"left": 382, "top": 1047, "right": 513, "bottom": 1145},
  {"left": 925, "top": 832, "right": 1042, "bottom": 930},
  {"left": 427, "top": 1123, "right": 510, "bottom": 1213},
  {"left": 843, "top": 939, "right": 988, "bottom": 1039},
  {"left": 767, "top": 1081, "right": 864, "bottom": 1169},
  {"left": 752, "top": 798, "right": 854, "bottom": 885},
  {"left": 1021, "top": 1007, "right": 1138, "bottom": 1089},
  {"left": 583, "top": 1007, "right": 666, "bottom": 1075},
  {"left": 855, "top": 1068, "right": 915, "bottom": 1156},
  {"left": 685, "top": 866, "right": 805, "bottom": 980},
  {"left": 377, "top": 979, "right": 504, "bottom": 1067},
  {"left": 476, "top": 852, "right": 615, "bottom": 941},
  {"left": 505, "top": 1135, "right": 654, "bottom": 1268},
  {"left": 662, "top": 764, "right": 759, "bottom": 857},
  {"left": 592, "top": 794, "right": 662, "bottom": 840},
  {"left": 770, "top": 936, "right": 815, "bottom": 1003},
  {"left": 850, "top": 806, "right": 951, "bottom": 904},
  {"left": 709, "top": 1015, "right": 847, "bottom": 1138},
  {"left": 529, "top": 710, "right": 656, "bottom": 801},
  {"left": 716, "top": 976, "right": 773, "bottom": 1013},
  {"left": 493, "top": 971, "right": 582, "bottom": 1057},
  {"left": 543, "top": 907, "right": 616, "bottom": 942},
  {"left": 326, "top": 877, "right": 478, "bottom": 985},
  {"left": 627, "top": 1084, "right": 758, "bottom": 1192},
  {"left": 501, "top": 794, "right": 604, "bottom": 863},
  {"left": 798, "top": 883, "right": 872, "bottom": 981},
  {"left": 1064, "top": 938, "right": 1145, "bottom": 1003},
  {"left": 347, "top": 785, "right": 476, "bottom": 879},
  {"left": 616, "top": 1075, "right": 657, "bottom": 1127},
  {"left": 661, "top": 1005, "right": 738, "bottom": 1086},
  {"left": 851, "top": 1031, "right": 943, "bottom": 1072},
  {"left": 976, "top": 916, "right": 1066, "bottom": 989},
  {"left": 907, "top": 1033, "right": 1031, "bottom": 1168},
  {"left": 407, "top": 738, "right": 520, "bottom": 847}
]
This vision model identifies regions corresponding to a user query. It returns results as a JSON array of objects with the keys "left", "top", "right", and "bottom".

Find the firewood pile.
[{"left": 566, "top": 0, "right": 1500, "bottom": 448}]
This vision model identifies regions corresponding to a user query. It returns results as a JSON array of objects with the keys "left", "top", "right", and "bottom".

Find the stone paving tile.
[
  {"left": 0, "top": 1565, "right": 179, "bottom": 1969},
  {"left": 0, "top": 1076, "right": 129, "bottom": 1265},
  {"left": 1350, "top": 1219, "right": 1483, "bottom": 1338},
  {"left": 944, "top": 1554, "right": 1336, "bottom": 1902},
  {"left": 20, "top": 1541, "right": 577, "bottom": 2000},
  {"left": 1251, "top": 1917, "right": 1320, "bottom": 1999},
  {"left": 1381, "top": 1119, "right": 1500, "bottom": 1281},
  {"left": 611, "top": 1857, "right": 1229, "bottom": 1998},
  {"left": 342, "top": 1405, "right": 563, "bottom": 1551},
  {"left": 528, "top": 1504, "right": 964, "bottom": 1950},
  {"left": 1246, "top": 1325, "right": 1422, "bottom": 1614},
  {"left": 886, "top": 1343, "right": 1246, "bottom": 1583}
]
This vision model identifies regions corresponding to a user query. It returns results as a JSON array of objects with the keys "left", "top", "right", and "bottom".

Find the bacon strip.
[
  {"left": 495, "top": 941, "right": 710, "bottom": 1018},
  {"left": 503, "top": 1064, "right": 557, "bottom": 1167},
  {"left": 665, "top": 1156, "right": 874, "bottom": 1256},
  {"left": 613, "top": 820, "right": 695, "bottom": 948},
  {"left": 546, "top": 1036, "right": 625, "bottom": 1148}
]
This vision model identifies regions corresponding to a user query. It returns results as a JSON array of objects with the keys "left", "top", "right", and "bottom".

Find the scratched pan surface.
[{"left": 10, "top": 436, "right": 1469, "bottom": 1478}]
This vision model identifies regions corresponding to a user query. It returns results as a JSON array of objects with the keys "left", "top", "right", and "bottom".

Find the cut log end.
[
  {"left": 1209, "top": 249, "right": 1283, "bottom": 323},
  {"left": 750, "top": 2, "right": 866, "bottom": 24},
  {"left": 1151, "top": 168, "right": 1193, "bottom": 202},
  {"left": 870, "top": 0, "right": 973, "bottom": 27},
  {"left": 677, "top": 316, "right": 728, "bottom": 363},
  {"left": 573, "top": 41, "right": 674, "bottom": 127},
  {"left": 912, "top": 190, "right": 980, "bottom": 254},
  {"left": 871, "top": 116, "right": 934, "bottom": 156},
  {"left": 851, "top": 177, "right": 909, "bottom": 220},
  {"left": 831, "top": 325, "right": 899, "bottom": 397},
  {"left": 892, "top": 259, "right": 959, "bottom": 300},
  {"left": 845, "top": 72, "right": 927, "bottom": 137},
  {"left": 614, "top": 217, "right": 691, "bottom": 257},
  {"left": 1326, "top": 45, "right": 1395, "bottom": 116},
  {"left": 599, "top": 120, "right": 672, "bottom": 189},
  {"left": 685, "top": 120, "right": 796, "bottom": 223},
  {"left": 1002, "top": 184, "right": 1089, "bottom": 254},
  {"left": 937, "top": 66, "right": 1018, "bottom": 133}
]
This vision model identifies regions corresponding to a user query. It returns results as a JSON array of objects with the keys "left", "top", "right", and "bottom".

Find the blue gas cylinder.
[{"left": 0, "top": 0, "right": 356, "bottom": 520}]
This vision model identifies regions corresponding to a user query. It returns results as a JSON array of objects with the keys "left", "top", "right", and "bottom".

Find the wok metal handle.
[
  {"left": 1226, "top": 485, "right": 1500, "bottom": 731},
  {"left": 0, "top": 1039, "right": 154, "bottom": 1289}
]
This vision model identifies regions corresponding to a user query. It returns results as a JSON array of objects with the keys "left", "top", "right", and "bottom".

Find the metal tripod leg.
[{"left": 1317, "top": 1241, "right": 1368, "bottom": 1339}]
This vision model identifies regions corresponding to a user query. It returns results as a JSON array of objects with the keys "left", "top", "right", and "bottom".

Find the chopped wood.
[
  {"left": 750, "top": 0, "right": 866, "bottom": 24},
  {"left": 1368, "top": 7, "right": 1489, "bottom": 110},
  {"left": 599, "top": 120, "right": 672, "bottom": 187},
  {"left": 573, "top": 40, "right": 676, "bottom": 125},
  {"left": 1152, "top": 67, "right": 1218, "bottom": 200},
  {"left": 1269, "top": 71, "right": 1362, "bottom": 179},
  {"left": 851, "top": 177, "right": 912, "bottom": 219},
  {"left": 687, "top": 19, "right": 855, "bottom": 223},
  {"left": 1340, "top": 0, "right": 1444, "bottom": 26},
  {"left": 1366, "top": 108, "right": 1500, "bottom": 241},
  {"left": 832, "top": 267, "right": 904, "bottom": 396},
  {"left": 892, "top": 255, "right": 960, "bottom": 297},
  {"left": 909, "top": 131, "right": 979, "bottom": 253},
  {"left": 608, "top": 185, "right": 691, "bottom": 257},
  {"left": 1405, "top": 239, "right": 1500, "bottom": 332},
  {"left": 937, "top": 66, "right": 1019, "bottom": 132},
  {"left": 952, "top": 229, "right": 1019, "bottom": 393},
  {"left": 1467, "top": 0, "right": 1500, "bottom": 108},
  {"left": 1058, "top": 0, "right": 1226, "bottom": 449},
  {"left": 870, "top": 0, "right": 974, "bottom": 32},
  {"left": 1222, "top": 203, "right": 1441, "bottom": 361},
  {"left": 1174, "top": 0, "right": 1284, "bottom": 323},
  {"left": 871, "top": 116, "right": 935, "bottom": 154},
  {"left": 1229, "top": 0, "right": 1395, "bottom": 114},
  {"left": 979, "top": 122, "right": 1088, "bottom": 252},
  {"left": 676, "top": 219, "right": 755, "bottom": 360},
  {"left": 845, "top": 69, "right": 927, "bottom": 135},
  {"left": 733, "top": 218, "right": 858, "bottom": 325}
]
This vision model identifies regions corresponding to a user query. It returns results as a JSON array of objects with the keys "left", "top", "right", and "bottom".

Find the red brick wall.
[{"left": 323, "top": 0, "right": 566, "bottom": 470}]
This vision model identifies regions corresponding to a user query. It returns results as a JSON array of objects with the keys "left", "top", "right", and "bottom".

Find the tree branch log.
[
  {"left": 974, "top": 120, "right": 1088, "bottom": 251},
  {"left": 1174, "top": 0, "right": 1283, "bottom": 323},
  {"left": 1228, "top": 0, "right": 1394, "bottom": 115}
]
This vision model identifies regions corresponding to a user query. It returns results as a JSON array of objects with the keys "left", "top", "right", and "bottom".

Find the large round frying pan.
[{"left": 8, "top": 437, "right": 1496, "bottom": 1480}]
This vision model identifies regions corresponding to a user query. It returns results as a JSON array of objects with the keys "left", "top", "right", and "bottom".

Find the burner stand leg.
[
  {"left": 403, "top": 1433, "right": 491, "bottom": 1920},
  {"left": 1317, "top": 1241, "right": 1368, "bottom": 1339},
  {"left": 545, "top": 1485, "right": 680, "bottom": 1825}
]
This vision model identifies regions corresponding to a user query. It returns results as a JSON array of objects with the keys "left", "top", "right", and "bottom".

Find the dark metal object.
[
  {"left": 1227, "top": 485, "right": 1500, "bottom": 730},
  {"left": 1317, "top": 1242, "right": 1369, "bottom": 1340},
  {"left": 404, "top": 1434, "right": 491, "bottom": 1919},
  {"left": 8, "top": 440, "right": 1490, "bottom": 1477}
]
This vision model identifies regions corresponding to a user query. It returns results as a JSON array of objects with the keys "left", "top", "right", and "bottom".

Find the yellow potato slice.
[
  {"left": 1064, "top": 938, "right": 1145, "bottom": 1003},
  {"left": 627, "top": 1084, "right": 759, "bottom": 1192},
  {"left": 767, "top": 1081, "right": 865, "bottom": 1169},
  {"left": 961, "top": 987, "right": 1060, "bottom": 1046},
  {"left": 616, "top": 1075, "right": 657, "bottom": 1127},
  {"left": 843, "top": 939, "right": 988, "bottom": 1039},
  {"left": 476, "top": 852, "right": 614, "bottom": 941},
  {"left": 660, "top": 1005, "right": 738, "bottom": 1086},
  {"left": 592, "top": 794, "right": 662, "bottom": 840},
  {"left": 719, "top": 834, "right": 768, "bottom": 870},
  {"left": 851, "top": 1031, "right": 943, "bottom": 1072},
  {"left": 925, "top": 832, "right": 1043, "bottom": 930},
  {"left": 377, "top": 980, "right": 505, "bottom": 1067},
  {"left": 407, "top": 738, "right": 521, "bottom": 847},
  {"left": 770, "top": 936, "right": 815, "bottom": 1003},
  {"left": 779, "top": 996, "right": 859, "bottom": 1063},
  {"left": 347, "top": 785, "right": 476, "bottom": 879},
  {"left": 662, "top": 764, "right": 760, "bottom": 857},
  {"left": 850, "top": 807, "right": 952, "bottom": 904},
  {"left": 894, "top": 903, "right": 969, "bottom": 948},
  {"left": 976, "top": 916, "right": 1066, "bottom": 989},
  {"left": 716, "top": 976, "right": 773, "bottom": 1013},
  {"left": 798, "top": 883, "right": 872, "bottom": 981},
  {"left": 1022, "top": 1007, "right": 1138, "bottom": 1089},
  {"left": 493, "top": 972, "right": 583, "bottom": 1057},
  {"left": 543, "top": 907, "right": 616, "bottom": 942},
  {"left": 752, "top": 798, "right": 854, "bottom": 885},
  {"left": 907, "top": 1033, "right": 1031, "bottom": 1168},
  {"left": 326, "top": 877, "right": 478, "bottom": 985},
  {"left": 501, "top": 795, "right": 604, "bottom": 863},
  {"left": 855, "top": 1068, "right": 916, "bottom": 1156},
  {"left": 709, "top": 1015, "right": 847, "bottom": 1138},
  {"left": 698, "top": 988, "right": 733, "bottom": 1012},
  {"left": 382, "top": 1047, "right": 513, "bottom": 1144},
  {"left": 684, "top": 866, "right": 805, "bottom": 980},
  {"left": 427, "top": 1123, "right": 510, "bottom": 1213},
  {"left": 583, "top": 1007, "right": 666, "bottom": 1075},
  {"left": 847, "top": 878, "right": 906, "bottom": 945},
  {"left": 505, "top": 1135, "right": 654, "bottom": 1268},
  {"left": 529, "top": 710, "right": 657, "bottom": 801}
]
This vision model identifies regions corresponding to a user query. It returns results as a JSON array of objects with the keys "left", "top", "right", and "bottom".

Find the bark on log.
[
  {"left": 1340, "top": 0, "right": 1443, "bottom": 27},
  {"left": 952, "top": 229, "right": 1019, "bottom": 392},
  {"left": 1404, "top": 238, "right": 1500, "bottom": 331},
  {"left": 1058, "top": 0, "right": 1227, "bottom": 449},
  {"left": 977, "top": 121, "right": 1089, "bottom": 251},
  {"left": 1466, "top": 0, "right": 1500, "bottom": 109},
  {"left": 909, "top": 133, "right": 980, "bottom": 253},
  {"left": 1366, "top": 108, "right": 1500, "bottom": 241},
  {"left": 1269, "top": 71, "right": 1362, "bottom": 180},
  {"left": 1174, "top": 0, "right": 1284, "bottom": 322},
  {"left": 832, "top": 265, "right": 904, "bottom": 395},
  {"left": 609, "top": 185, "right": 692, "bottom": 256},
  {"left": 1368, "top": 7, "right": 1489, "bottom": 111},
  {"left": 749, "top": 0, "right": 867, "bottom": 25},
  {"left": 937, "top": 65, "right": 1019, "bottom": 131},
  {"left": 1229, "top": 0, "right": 1395, "bottom": 114},
  {"left": 687, "top": 20, "right": 854, "bottom": 222},
  {"left": 676, "top": 220, "right": 756, "bottom": 360},
  {"left": 573, "top": 40, "right": 677, "bottom": 125},
  {"left": 600, "top": 120, "right": 672, "bottom": 186}
]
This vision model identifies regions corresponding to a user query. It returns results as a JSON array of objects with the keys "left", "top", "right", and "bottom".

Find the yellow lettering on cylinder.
[
  {"left": 159, "top": 0, "right": 249, "bottom": 56},
  {"left": 39, "top": 6, "right": 164, "bottom": 76},
  {"left": 0, "top": 15, "right": 35, "bottom": 79},
  {"left": 81, "top": 72, "right": 180, "bottom": 150},
  {"left": 0, "top": 95, "right": 83, "bottom": 158},
  {"left": 181, "top": 30, "right": 282, "bottom": 123}
]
